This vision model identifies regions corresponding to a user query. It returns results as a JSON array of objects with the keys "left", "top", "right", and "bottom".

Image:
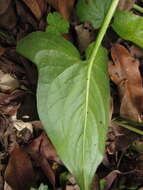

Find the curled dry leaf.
[
  {"left": 25, "top": 132, "right": 60, "bottom": 186},
  {"left": 30, "top": 122, "right": 60, "bottom": 163},
  {"left": 4, "top": 144, "right": 37, "bottom": 190},
  {"left": 21, "top": 0, "right": 46, "bottom": 20},
  {"left": 46, "top": 0, "right": 75, "bottom": 19},
  {"left": 109, "top": 44, "right": 143, "bottom": 121}
]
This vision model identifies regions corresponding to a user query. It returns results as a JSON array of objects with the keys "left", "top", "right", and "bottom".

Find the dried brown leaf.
[
  {"left": 117, "top": 0, "right": 136, "bottom": 11},
  {"left": 109, "top": 44, "right": 143, "bottom": 121},
  {"left": 4, "top": 144, "right": 36, "bottom": 190},
  {"left": 0, "top": 0, "right": 16, "bottom": 30},
  {"left": 104, "top": 170, "right": 121, "bottom": 190},
  {"left": 37, "top": 0, "right": 47, "bottom": 14},
  {"left": 46, "top": 0, "right": 75, "bottom": 19},
  {"left": 130, "top": 45, "right": 143, "bottom": 58},
  {"left": 0, "top": 90, "right": 26, "bottom": 116},
  {"left": 75, "top": 23, "right": 94, "bottom": 53},
  {"left": 0, "top": 70, "right": 19, "bottom": 93},
  {"left": 25, "top": 132, "right": 60, "bottom": 186},
  {"left": 22, "top": 0, "right": 43, "bottom": 20},
  {"left": 15, "top": 0, "right": 38, "bottom": 35}
]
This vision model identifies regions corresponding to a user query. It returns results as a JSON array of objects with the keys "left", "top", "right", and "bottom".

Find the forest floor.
[{"left": 1, "top": 0, "right": 143, "bottom": 190}]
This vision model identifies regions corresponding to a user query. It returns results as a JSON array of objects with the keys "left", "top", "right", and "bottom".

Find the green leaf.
[
  {"left": 17, "top": 31, "right": 110, "bottom": 190},
  {"left": 99, "top": 178, "right": 106, "bottom": 190},
  {"left": 31, "top": 184, "right": 49, "bottom": 190},
  {"left": 112, "top": 10, "right": 143, "bottom": 48},
  {"left": 76, "top": 0, "right": 112, "bottom": 29},
  {"left": 46, "top": 12, "right": 69, "bottom": 35}
]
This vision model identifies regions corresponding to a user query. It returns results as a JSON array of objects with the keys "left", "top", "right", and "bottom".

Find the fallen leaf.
[
  {"left": 0, "top": 90, "right": 26, "bottom": 116},
  {"left": 104, "top": 170, "right": 121, "bottom": 190},
  {"left": 117, "top": 0, "right": 136, "bottom": 11},
  {"left": 0, "top": 70, "right": 19, "bottom": 93},
  {"left": 4, "top": 144, "right": 37, "bottom": 190},
  {"left": 109, "top": 44, "right": 143, "bottom": 121},
  {"left": 130, "top": 45, "right": 143, "bottom": 58},
  {"left": 36, "top": 0, "right": 46, "bottom": 15},
  {"left": 0, "top": 0, "right": 16, "bottom": 30},
  {"left": 75, "top": 23, "right": 94, "bottom": 53},
  {"left": 16, "top": 0, "right": 38, "bottom": 37},
  {"left": 13, "top": 120, "right": 33, "bottom": 133},
  {"left": 22, "top": 0, "right": 44, "bottom": 20},
  {"left": 0, "top": 57, "right": 23, "bottom": 77},
  {"left": 0, "top": 114, "right": 16, "bottom": 154},
  {"left": 25, "top": 132, "right": 60, "bottom": 186},
  {"left": 46, "top": 0, "right": 75, "bottom": 19}
]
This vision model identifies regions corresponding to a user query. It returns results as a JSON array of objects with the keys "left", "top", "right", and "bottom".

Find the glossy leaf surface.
[
  {"left": 17, "top": 32, "right": 110, "bottom": 190},
  {"left": 112, "top": 11, "right": 143, "bottom": 48},
  {"left": 76, "top": 0, "right": 112, "bottom": 29}
]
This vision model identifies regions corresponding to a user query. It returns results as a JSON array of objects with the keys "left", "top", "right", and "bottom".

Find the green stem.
[
  {"left": 114, "top": 121, "right": 143, "bottom": 135},
  {"left": 133, "top": 4, "right": 143, "bottom": 14},
  {"left": 88, "top": 0, "right": 120, "bottom": 64}
]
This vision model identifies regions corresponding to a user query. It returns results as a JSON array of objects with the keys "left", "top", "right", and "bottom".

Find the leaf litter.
[{"left": 1, "top": 0, "right": 143, "bottom": 190}]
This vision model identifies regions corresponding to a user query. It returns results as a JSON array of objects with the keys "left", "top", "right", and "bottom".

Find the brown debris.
[
  {"left": 4, "top": 144, "right": 37, "bottom": 190},
  {"left": 22, "top": 0, "right": 46, "bottom": 20},
  {"left": 75, "top": 23, "right": 94, "bottom": 53},
  {"left": 117, "top": 0, "right": 136, "bottom": 11},
  {"left": 46, "top": 0, "right": 75, "bottom": 19},
  {"left": 0, "top": 0, "right": 16, "bottom": 30},
  {"left": 130, "top": 45, "right": 143, "bottom": 58},
  {"left": 104, "top": 170, "right": 121, "bottom": 190},
  {"left": 109, "top": 44, "right": 143, "bottom": 121},
  {"left": 0, "top": 70, "right": 19, "bottom": 93},
  {"left": 25, "top": 132, "right": 60, "bottom": 186}
]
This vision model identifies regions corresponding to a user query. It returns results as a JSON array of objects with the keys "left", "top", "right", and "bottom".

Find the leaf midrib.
[
  {"left": 83, "top": 57, "right": 95, "bottom": 188},
  {"left": 82, "top": 2, "right": 119, "bottom": 185}
]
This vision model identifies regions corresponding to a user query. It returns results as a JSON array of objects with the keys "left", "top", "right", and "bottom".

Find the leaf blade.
[
  {"left": 112, "top": 10, "right": 143, "bottom": 48},
  {"left": 46, "top": 12, "right": 70, "bottom": 35},
  {"left": 17, "top": 32, "right": 110, "bottom": 190},
  {"left": 76, "top": 0, "right": 112, "bottom": 29}
]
